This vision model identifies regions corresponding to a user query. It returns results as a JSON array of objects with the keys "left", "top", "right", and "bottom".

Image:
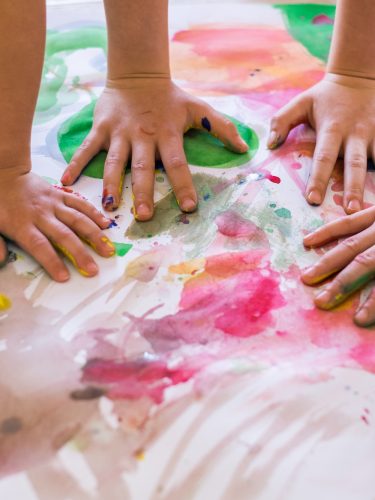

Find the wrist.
[
  {"left": 325, "top": 72, "right": 375, "bottom": 90},
  {"left": 0, "top": 162, "right": 31, "bottom": 182},
  {"left": 106, "top": 72, "right": 172, "bottom": 90}
]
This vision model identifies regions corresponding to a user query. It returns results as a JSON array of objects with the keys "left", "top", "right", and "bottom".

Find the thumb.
[
  {"left": 267, "top": 94, "right": 311, "bottom": 150},
  {"left": 0, "top": 235, "right": 8, "bottom": 269}
]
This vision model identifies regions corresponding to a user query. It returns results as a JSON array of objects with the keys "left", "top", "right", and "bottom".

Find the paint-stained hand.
[
  {"left": 0, "top": 172, "right": 115, "bottom": 281},
  {"left": 268, "top": 73, "right": 375, "bottom": 214},
  {"left": 302, "top": 206, "right": 375, "bottom": 327},
  {"left": 61, "top": 79, "right": 248, "bottom": 221}
]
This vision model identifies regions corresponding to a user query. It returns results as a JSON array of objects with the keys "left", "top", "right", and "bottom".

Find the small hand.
[
  {"left": 302, "top": 206, "right": 375, "bottom": 326},
  {"left": 268, "top": 74, "right": 375, "bottom": 214},
  {"left": 0, "top": 171, "right": 115, "bottom": 281},
  {"left": 61, "top": 79, "right": 248, "bottom": 221}
]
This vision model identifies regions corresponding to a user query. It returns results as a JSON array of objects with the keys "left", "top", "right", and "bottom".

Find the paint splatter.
[
  {"left": 201, "top": 117, "right": 212, "bottom": 132},
  {"left": 215, "top": 210, "right": 259, "bottom": 238},
  {"left": 113, "top": 242, "right": 133, "bottom": 257},
  {"left": 274, "top": 208, "right": 292, "bottom": 219},
  {"left": 0, "top": 294, "right": 11, "bottom": 311}
]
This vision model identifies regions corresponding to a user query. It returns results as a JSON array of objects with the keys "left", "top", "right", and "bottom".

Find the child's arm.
[
  {"left": 61, "top": 0, "right": 248, "bottom": 221},
  {"left": 0, "top": 1, "right": 114, "bottom": 280},
  {"left": 268, "top": 0, "right": 375, "bottom": 215}
]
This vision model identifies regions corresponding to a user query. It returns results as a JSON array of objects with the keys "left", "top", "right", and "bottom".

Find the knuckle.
[
  {"left": 314, "top": 150, "right": 334, "bottom": 165},
  {"left": 167, "top": 156, "right": 188, "bottom": 171},
  {"left": 28, "top": 234, "right": 47, "bottom": 252},
  {"left": 324, "top": 121, "right": 341, "bottom": 135},
  {"left": 353, "top": 251, "right": 375, "bottom": 270},
  {"left": 352, "top": 123, "right": 367, "bottom": 138},
  {"left": 105, "top": 154, "right": 123, "bottom": 169},
  {"left": 270, "top": 116, "right": 282, "bottom": 129},
  {"left": 340, "top": 236, "right": 361, "bottom": 256},
  {"left": 348, "top": 155, "right": 366, "bottom": 170},
  {"left": 132, "top": 160, "right": 151, "bottom": 172}
]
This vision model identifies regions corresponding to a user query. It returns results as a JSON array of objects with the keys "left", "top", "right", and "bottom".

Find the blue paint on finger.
[{"left": 201, "top": 117, "right": 212, "bottom": 132}]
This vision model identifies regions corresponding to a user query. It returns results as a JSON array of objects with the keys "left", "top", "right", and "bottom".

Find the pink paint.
[
  {"left": 215, "top": 210, "right": 259, "bottom": 238},
  {"left": 82, "top": 357, "right": 199, "bottom": 404},
  {"left": 266, "top": 174, "right": 281, "bottom": 184},
  {"left": 312, "top": 14, "right": 334, "bottom": 25}
]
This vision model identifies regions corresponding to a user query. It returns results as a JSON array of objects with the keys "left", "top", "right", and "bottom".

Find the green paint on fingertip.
[
  {"left": 274, "top": 207, "right": 292, "bottom": 219},
  {"left": 113, "top": 242, "right": 133, "bottom": 257},
  {"left": 341, "top": 273, "right": 375, "bottom": 296}
]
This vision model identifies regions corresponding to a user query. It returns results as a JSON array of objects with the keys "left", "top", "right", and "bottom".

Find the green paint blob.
[
  {"left": 57, "top": 101, "right": 259, "bottom": 178},
  {"left": 275, "top": 4, "right": 335, "bottom": 62},
  {"left": 113, "top": 242, "right": 133, "bottom": 257},
  {"left": 36, "top": 28, "right": 107, "bottom": 123},
  {"left": 342, "top": 273, "right": 375, "bottom": 296},
  {"left": 274, "top": 208, "right": 292, "bottom": 219}
]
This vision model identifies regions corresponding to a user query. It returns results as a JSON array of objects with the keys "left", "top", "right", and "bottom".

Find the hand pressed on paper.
[
  {"left": 61, "top": 80, "right": 248, "bottom": 221},
  {"left": 302, "top": 206, "right": 375, "bottom": 327},
  {"left": 0, "top": 172, "right": 115, "bottom": 281},
  {"left": 268, "top": 74, "right": 375, "bottom": 214}
]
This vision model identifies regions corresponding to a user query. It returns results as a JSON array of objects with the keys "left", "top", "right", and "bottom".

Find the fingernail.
[
  {"left": 58, "top": 270, "right": 70, "bottom": 282},
  {"left": 355, "top": 307, "right": 369, "bottom": 324},
  {"left": 347, "top": 199, "right": 361, "bottom": 214},
  {"left": 268, "top": 131, "right": 281, "bottom": 150},
  {"left": 136, "top": 203, "right": 151, "bottom": 219},
  {"left": 315, "top": 289, "right": 333, "bottom": 306},
  {"left": 61, "top": 172, "right": 71, "bottom": 185},
  {"left": 307, "top": 189, "right": 322, "bottom": 206},
  {"left": 181, "top": 198, "right": 197, "bottom": 213},
  {"left": 102, "top": 194, "right": 115, "bottom": 210},
  {"left": 86, "top": 262, "right": 98, "bottom": 275},
  {"left": 238, "top": 139, "right": 249, "bottom": 153},
  {"left": 303, "top": 233, "right": 316, "bottom": 246}
]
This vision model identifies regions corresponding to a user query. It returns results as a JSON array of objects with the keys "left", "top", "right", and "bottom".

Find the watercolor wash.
[{"left": 2, "top": 2, "right": 375, "bottom": 499}]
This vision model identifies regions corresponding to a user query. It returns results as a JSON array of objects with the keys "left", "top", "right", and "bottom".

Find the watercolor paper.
[{"left": 1, "top": 2, "right": 375, "bottom": 499}]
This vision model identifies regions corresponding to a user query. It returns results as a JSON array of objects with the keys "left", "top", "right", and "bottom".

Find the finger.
[
  {"left": 37, "top": 220, "right": 99, "bottom": 278},
  {"left": 158, "top": 134, "right": 197, "bottom": 213},
  {"left": 355, "top": 287, "right": 375, "bottom": 327},
  {"left": 303, "top": 207, "right": 375, "bottom": 247},
  {"left": 343, "top": 136, "right": 368, "bottom": 214},
  {"left": 0, "top": 235, "right": 8, "bottom": 268},
  {"left": 131, "top": 141, "right": 156, "bottom": 221},
  {"left": 102, "top": 137, "right": 130, "bottom": 211},
  {"left": 17, "top": 229, "right": 70, "bottom": 282},
  {"left": 302, "top": 224, "right": 375, "bottom": 286},
  {"left": 63, "top": 193, "right": 111, "bottom": 229},
  {"left": 56, "top": 207, "right": 115, "bottom": 258},
  {"left": 267, "top": 94, "right": 310, "bottom": 149},
  {"left": 314, "top": 246, "right": 375, "bottom": 310},
  {"left": 192, "top": 105, "right": 248, "bottom": 153},
  {"left": 61, "top": 130, "right": 104, "bottom": 185},
  {"left": 305, "top": 126, "right": 342, "bottom": 206}
]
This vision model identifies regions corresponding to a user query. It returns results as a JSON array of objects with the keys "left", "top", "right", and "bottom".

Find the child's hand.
[
  {"left": 302, "top": 206, "right": 375, "bottom": 327},
  {"left": 0, "top": 171, "right": 115, "bottom": 281},
  {"left": 268, "top": 74, "right": 375, "bottom": 214},
  {"left": 61, "top": 80, "right": 248, "bottom": 221}
]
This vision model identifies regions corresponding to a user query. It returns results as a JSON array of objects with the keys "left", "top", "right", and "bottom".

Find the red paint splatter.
[
  {"left": 266, "top": 174, "right": 281, "bottom": 184},
  {"left": 82, "top": 357, "right": 199, "bottom": 404},
  {"left": 361, "top": 415, "right": 370, "bottom": 426}
]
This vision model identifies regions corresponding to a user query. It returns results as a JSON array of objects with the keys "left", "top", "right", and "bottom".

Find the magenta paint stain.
[
  {"left": 215, "top": 210, "right": 259, "bottom": 238},
  {"left": 312, "top": 14, "right": 334, "bottom": 25},
  {"left": 81, "top": 356, "right": 199, "bottom": 404}
]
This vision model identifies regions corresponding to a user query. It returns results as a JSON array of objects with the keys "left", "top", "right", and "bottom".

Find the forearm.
[
  {"left": 328, "top": 0, "right": 375, "bottom": 80},
  {"left": 0, "top": 1, "right": 46, "bottom": 170},
  {"left": 103, "top": 0, "right": 170, "bottom": 84}
]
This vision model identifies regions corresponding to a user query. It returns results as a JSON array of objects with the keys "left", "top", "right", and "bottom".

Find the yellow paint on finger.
[
  {"left": 0, "top": 294, "right": 11, "bottom": 311},
  {"left": 306, "top": 269, "right": 338, "bottom": 286},
  {"left": 53, "top": 243, "right": 90, "bottom": 277}
]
